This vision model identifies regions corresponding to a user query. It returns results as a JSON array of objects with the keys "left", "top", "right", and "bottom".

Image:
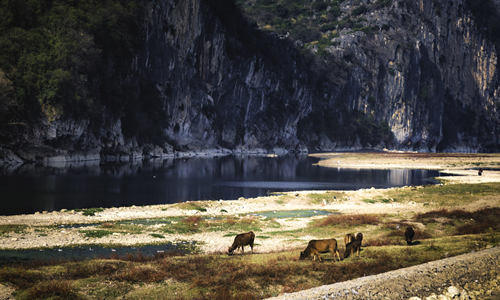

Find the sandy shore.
[{"left": 1, "top": 152, "right": 499, "bottom": 253}]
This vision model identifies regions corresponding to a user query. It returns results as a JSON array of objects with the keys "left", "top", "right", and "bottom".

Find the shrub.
[
  {"left": 21, "top": 280, "right": 82, "bottom": 300},
  {"left": 80, "top": 229, "right": 113, "bottom": 238},
  {"left": 150, "top": 233, "right": 165, "bottom": 239},
  {"left": 315, "top": 214, "right": 380, "bottom": 227},
  {"left": 80, "top": 207, "right": 105, "bottom": 216},
  {"left": 0, "top": 268, "right": 44, "bottom": 289}
]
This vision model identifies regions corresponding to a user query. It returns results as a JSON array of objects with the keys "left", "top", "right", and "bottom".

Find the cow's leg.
[
  {"left": 335, "top": 250, "right": 341, "bottom": 261},
  {"left": 313, "top": 250, "right": 321, "bottom": 262},
  {"left": 241, "top": 245, "right": 244, "bottom": 254}
]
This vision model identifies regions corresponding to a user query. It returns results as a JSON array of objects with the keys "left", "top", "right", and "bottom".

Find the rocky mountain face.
[
  {"left": 0, "top": 0, "right": 498, "bottom": 164},
  {"left": 307, "top": 0, "right": 499, "bottom": 152}
]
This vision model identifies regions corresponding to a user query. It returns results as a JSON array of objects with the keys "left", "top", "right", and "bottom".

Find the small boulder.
[{"left": 446, "top": 286, "right": 460, "bottom": 298}]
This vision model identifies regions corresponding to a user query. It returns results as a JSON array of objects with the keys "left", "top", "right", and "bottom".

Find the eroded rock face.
[
  {"left": 138, "top": 0, "right": 315, "bottom": 151},
  {"left": 0, "top": 0, "right": 498, "bottom": 164},
  {"left": 298, "top": 0, "right": 499, "bottom": 152},
  {"left": 142, "top": 0, "right": 498, "bottom": 153}
]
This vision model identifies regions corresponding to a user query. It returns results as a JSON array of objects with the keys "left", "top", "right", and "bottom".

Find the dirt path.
[{"left": 267, "top": 246, "right": 500, "bottom": 300}]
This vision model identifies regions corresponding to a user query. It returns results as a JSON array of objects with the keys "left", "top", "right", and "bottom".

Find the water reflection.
[{"left": 0, "top": 156, "right": 440, "bottom": 215}]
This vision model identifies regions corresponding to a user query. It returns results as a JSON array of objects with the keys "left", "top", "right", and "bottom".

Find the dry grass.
[
  {"left": 184, "top": 216, "right": 203, "bottom": 225},
  {"left": 19, "top": 280, "right": 82, "bottom": 300},
  {"left": 415, "top": 208, "right": 500, "bottom": 235},
  {"left": 0, "top": 268, "right": 45, "bottom": 289},
  {"left": 1, "top": 233, "right": 498, "bottom": 299},
  {"left": 315, "top": 214, "right": 380, "bottom": 227},
  {"left": 63, "top": 260, "right": 125, "bottom": 279},
  {"left": 365, "top": 238, "right": 403, "bottom": 246},
  {"left": 114, "top": 265, "right": 167, "bottom": 283}
]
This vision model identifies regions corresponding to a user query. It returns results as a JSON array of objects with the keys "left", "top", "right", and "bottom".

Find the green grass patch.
[
  {"left": 76, "top": 208, "right": 105, "bottom": 216},
  {"left": 307, "top": 191, "right": 346, "bottom": 205},
  {"left": 100, "top": 222, "right": 144, "bottom": 234},
  {"left": 274, "top": 196, "right": 289, "bottom": 205},
  {"left": 0, "top": 224, "right": 28, "bottom": 235},
  {"left": 386, "top": 183, "right": 500, "bottom": 206},
  {"left": 150, "top": 233, "right": 165, "bottom": 239},
  {"left": 159, "top": 215, "right": 275, "bottom": 235},
  {"left": 257, "top": 235, "right": 271, "bottom": 239},
  {"left": 250, "top": 210, "right": 336, "bottom": 219},
  {"left": 80, "top": 230, "right": 113, "bottom": 239}
]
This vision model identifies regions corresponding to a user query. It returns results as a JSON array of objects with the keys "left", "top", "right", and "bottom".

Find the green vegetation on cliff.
[
  {"left": 0, "top": 0, "right": 142, "bottom": 122},
  {"left": 0, "top": 1, "right": 170, "bottom": 147},
  {"left": 234, "top": 0, "right": 389, "bottom": 53}
]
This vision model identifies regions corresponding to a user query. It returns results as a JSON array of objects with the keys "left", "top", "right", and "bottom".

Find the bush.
[
  {"left": 315, "top": 214, "right": 380, "bottom": 227},
  {"left": 80, "top": 207, "right": 105, "bottom": 216},
  {"left": 22, "top": 280, "right": 82, "bottom": 300},
  {"left": 80, "top": 229, "right": 113, "bottom": 238}
]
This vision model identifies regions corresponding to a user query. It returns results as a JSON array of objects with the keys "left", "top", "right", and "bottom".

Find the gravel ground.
[
  {"left": 266, "top": 246, "right": 500, "bottom": 300},
  {"left": 0, "top": 284, "right": 14, "bottom": 300}
]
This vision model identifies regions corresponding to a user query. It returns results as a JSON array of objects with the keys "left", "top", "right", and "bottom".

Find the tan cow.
[{"left": 299, "top": 239, "right": 341, "bottom": 262}]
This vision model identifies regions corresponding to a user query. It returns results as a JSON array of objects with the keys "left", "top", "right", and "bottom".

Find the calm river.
[{"left": 0, "top": 155, "right": 440, "bottom": 215}]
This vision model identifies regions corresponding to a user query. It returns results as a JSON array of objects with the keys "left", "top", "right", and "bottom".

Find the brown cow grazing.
[
  {"left": 405, "top": 226, "right": 415, "bottom": 245},
  {"left": 228, "top": 231, "right": 255, "bottom": 255},
  {"left": 344, "top": 232, "right": 363, "bottom": 258},
  {"left": 299, "top": 239, "right": 341, "bottom": 262},
  {"left": 344, "top": 233, "right": 355, "bottom": 247}
]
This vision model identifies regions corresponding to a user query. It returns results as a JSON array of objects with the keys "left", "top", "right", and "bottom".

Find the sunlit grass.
[
  {"left": 1, "top": 233, "right": 497, "bottom": 299},
  {"left": 386, "top": 183, "right": 500, "bottom": 206},
  {"left": 307, "top": 191, "right": 347, "bottom": 205}
]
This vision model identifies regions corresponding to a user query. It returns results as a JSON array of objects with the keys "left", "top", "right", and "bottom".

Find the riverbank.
[
  {"left": 0, "top": 152, "right": 499, "bottom": 299},
  {"left": 0, "top": 152, "right": 499, "bottom": 253}
]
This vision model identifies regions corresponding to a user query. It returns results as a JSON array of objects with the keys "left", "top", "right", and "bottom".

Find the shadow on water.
[
  {"left": 0, "top": 155, "right": 441, "bottom": 215},
  {"left": 0, "top": 242, "right": 197, "bottom": 265}
]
